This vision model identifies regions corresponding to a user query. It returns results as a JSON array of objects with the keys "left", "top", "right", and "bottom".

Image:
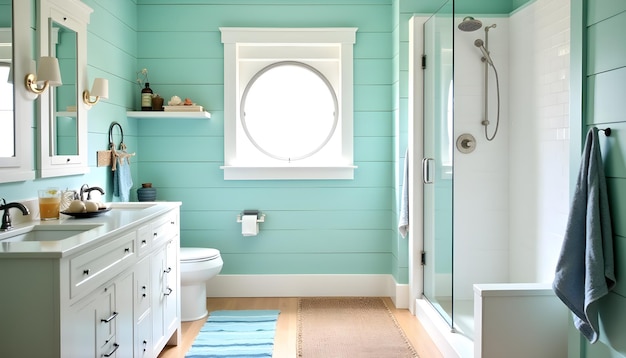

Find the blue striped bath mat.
[{"left": 186, "top": 310, "right": 280, "bottom": 358}]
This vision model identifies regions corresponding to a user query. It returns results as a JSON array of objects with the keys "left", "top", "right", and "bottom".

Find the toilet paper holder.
[{"left": 236, "top": 210, "right": 265, "bottom": 223}]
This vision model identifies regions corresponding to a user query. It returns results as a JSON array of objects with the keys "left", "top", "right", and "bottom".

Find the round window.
[{"left": 240, "top": 61, "right": 338, "bottom": 161}]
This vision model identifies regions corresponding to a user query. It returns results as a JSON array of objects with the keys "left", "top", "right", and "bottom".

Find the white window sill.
[{"left": 220, "top": 165, "right": 357, "bottom": 180}]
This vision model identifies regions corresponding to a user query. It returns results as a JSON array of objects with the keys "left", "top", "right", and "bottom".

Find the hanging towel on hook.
[
  {"left": 553, "top": 127, "right": 615, "bottom": 343},
  {"left": 109, "top": 122, "right": 135, "bottom": 202},
  {"left": 113, "top": 146, "right": 133, "bottom": 202}
]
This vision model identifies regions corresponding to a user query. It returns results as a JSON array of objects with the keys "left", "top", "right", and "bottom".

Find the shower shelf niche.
[{"left": 126, "top": 111, "right": 211, "bottom": 119}]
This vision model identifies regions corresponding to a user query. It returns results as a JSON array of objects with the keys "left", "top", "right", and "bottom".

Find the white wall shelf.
[{"left": 126, "top": 111, "right": 211, "bottom": 119}]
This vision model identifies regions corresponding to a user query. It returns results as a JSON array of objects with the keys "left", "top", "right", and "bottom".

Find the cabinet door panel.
[{"left": 115, "top": 272, "right": 135, "bottom": 358}]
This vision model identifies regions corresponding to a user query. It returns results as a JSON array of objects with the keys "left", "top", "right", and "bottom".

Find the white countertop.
[{"left": 0, "top": 202, "right": 181, "bottom": 258}]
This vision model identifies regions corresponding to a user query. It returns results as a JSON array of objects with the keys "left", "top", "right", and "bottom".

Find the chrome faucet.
[
  {"left": 79, "top": 184, "right": 105, "bottom": 201},
  {"left": 0, "top": 198, "right": 30, "bottom": 231}
]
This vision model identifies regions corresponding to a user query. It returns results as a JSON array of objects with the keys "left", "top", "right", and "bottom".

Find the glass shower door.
[{"left": 422, "top": 0, "right": 454, "bottom": 328}]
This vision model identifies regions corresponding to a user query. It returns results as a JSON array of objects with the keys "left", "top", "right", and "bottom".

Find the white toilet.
[{"left": 179, "top": 247, "right": 223, "bottom": 321}]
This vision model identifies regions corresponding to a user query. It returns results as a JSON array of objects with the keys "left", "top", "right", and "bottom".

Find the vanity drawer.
[
  {"left": 152, "top": 211, "right": 178, "bottom": 246},
  {"left": 70, "top": 232, "right": 136, "bottom": 298},
  {"left": 137, "top": 224, "right": 152, "bottom": 257}
]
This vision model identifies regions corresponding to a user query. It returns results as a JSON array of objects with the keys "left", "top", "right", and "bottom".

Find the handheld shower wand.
[{"left": 474, "top": 39, "right": 493, "bottom": 66}]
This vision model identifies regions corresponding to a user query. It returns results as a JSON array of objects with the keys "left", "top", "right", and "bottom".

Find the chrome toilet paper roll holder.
[{"left": 236, "top": 210, "right": 265, "bottom": 223}]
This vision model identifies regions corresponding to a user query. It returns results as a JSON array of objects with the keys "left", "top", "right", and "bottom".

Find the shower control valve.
[{"left": 456, "top": 133, "right": 477, "bottom": 154}]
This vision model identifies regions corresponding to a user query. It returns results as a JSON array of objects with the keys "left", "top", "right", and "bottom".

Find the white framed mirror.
[
  {"left": 0, "top": 0, "right": 36, "bottom": 183},
  {"left": 37, "top": 0, "right": 92, "bottom": 178}
]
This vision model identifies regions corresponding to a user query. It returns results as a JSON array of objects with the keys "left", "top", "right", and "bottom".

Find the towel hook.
[
  {"left": 599, "top": 127, "right": 611, "bottom": 136},
  {"left": 108, "top": 121, "right": 125, "bottom": 150}
]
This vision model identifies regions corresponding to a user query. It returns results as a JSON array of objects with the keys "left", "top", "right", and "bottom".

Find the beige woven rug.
[{"left": 297, "top": 297, "right": 418, "bottom": 357}]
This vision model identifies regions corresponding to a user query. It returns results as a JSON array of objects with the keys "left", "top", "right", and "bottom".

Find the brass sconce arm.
[
  {"left": 83, "top": 77, "right": 109, "bottom": 107},
  {"left": 25, "top": 73, "right": 50, "bottom": 94}
]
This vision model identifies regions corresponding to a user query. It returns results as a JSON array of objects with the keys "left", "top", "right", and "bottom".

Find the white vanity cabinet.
[{"left": 0, "top": 203, "right": 181, "bottom": 358}]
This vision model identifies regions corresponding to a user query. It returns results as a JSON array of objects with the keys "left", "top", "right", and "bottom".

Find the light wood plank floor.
[{"left": 158, "top": 297, "right": 443, "bottom": 358}]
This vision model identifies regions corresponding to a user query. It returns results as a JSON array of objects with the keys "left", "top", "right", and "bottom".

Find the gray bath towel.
[
  {"left": 553, "top": 127, "right": 615, "bottom": 343},
  {"left": 398, "top": 148, "right": 409, "bottom": 238}
]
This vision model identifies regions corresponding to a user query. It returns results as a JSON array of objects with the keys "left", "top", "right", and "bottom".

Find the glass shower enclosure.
[{"left": 421, "top": 0, "right": 455, "bottom": 330}]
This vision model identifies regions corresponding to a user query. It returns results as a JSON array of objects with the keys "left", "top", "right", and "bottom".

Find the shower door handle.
[{"left": 422, "top": 158, "right": 434, "bottom": 184}]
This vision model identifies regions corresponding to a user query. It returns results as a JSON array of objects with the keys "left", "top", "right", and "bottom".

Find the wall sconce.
[
  {"left": 83, "top": 78, "right": 109, "bottom": 107},
  {"left": 24, "top": 56, "right": 62, "bottom": 95}
]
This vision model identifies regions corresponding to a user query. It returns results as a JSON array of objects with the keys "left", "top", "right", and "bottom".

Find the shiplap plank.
[
  {"left": 134, "top": 58, "right": 224, "bottom": 84},
  {"left": 181, "top": 210, "right": 389, "bottom": 231},
  {"left": 155, "top": 187, "right": 391, "bottom": 211},
  {"left": 586, "top": 68, "right": 626, "bottom": 125},
  {"left": 0, "top": 3, "right": 9, "bottom": 26},
  {"left": 181, "top": 229, "right": 390, "bottom": 253},
  {"left": 607, "top": 178, "right": 626, "bottom": 238},
  {"left": 218, "top": 252, "right": 391, "bottom": 274},
  {"left": 138, "top": 31, "right": 220, "bottom": 59},
  {"left": 355, "top": 59, "right": 392, "bottom": 85},
  {"left": 354, "top": 84, "right": 393, "bottom": 111},
  {"left": 586, "top": 12, "right": 626, "bottom": 75},
  {"left": 137, "top": 115, "right": 222, "bottom": 136},
  {"left": 613, "top": 234, "right": 626, "bottom": 297},
  {"left": 593, "top": 293, "right": 626, "bottom": 355},
  {"left": 137, "top": 161, "right": 391, "bottom": 188},
  {"left": 86, "top": 0, "right": 138, "bottom": 32},
  {"left": 354, "top": 111, "right": 393, "bottom": 136},
  {"left": 136, "top": 135, "right": 391, "bottom": 163},
  {"left": 137, "top": 4, "right": 390, "bottom": 33},
  {"left": 137, "top": 136, "right": 223, "bottom": 161},
  {"left": 85, "top": 0, "right": 137, "bottom": 56},
  {"left": 587, "top": 0, "right": 626, "bottom": 25}
]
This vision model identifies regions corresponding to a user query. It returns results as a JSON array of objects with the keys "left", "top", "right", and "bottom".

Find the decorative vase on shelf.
[
  {"left": 137, "top": 183, "right": 157, "bottom": 202},
  {"left": 141, "top": 83, "right": 153, "bottom": 111}
]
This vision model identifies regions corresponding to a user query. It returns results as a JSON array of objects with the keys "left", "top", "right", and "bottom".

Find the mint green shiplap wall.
[
  {"left": 135, "top": 0, "right": 396, "bottom": 277},
  {"left": 0, "top": 0, "right": 10, "bottom": 26},
  {"left": 0, "top": 0, "right": 138, "bottom": 201},
  {"left": 571, "top": 0, "right": 626, "bottom": 357}
]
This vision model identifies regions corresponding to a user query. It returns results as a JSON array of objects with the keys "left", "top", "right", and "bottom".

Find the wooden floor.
[{"left": 158, "top": 297, "right": 443, "bottom": 358}]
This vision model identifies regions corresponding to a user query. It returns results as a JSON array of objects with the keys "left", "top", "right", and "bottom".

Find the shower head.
[
  {"left": 458, "top": 16, "right": 483, "bottom": 32},
  {"left": 474, "top": 39, "right": 494, "bottom": 66}
]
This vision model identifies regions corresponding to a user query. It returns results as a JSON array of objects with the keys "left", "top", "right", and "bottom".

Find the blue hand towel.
[
  {"left": 553, "top": 127, "right": 615, "bottom": 343},
  {"left": 398, "top": 148, "right": 409, "bottom": 238},
  {"left": 113, "top": 156, "right": 133, "bottom": 202}
]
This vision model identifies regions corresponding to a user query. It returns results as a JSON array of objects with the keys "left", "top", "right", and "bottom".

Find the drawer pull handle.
[
  {"left": 143, "top": 340, "right": 147, "bottom": 352},
  {"left": 124, "top": 247, "right": 130, "bottom": 253},
  {"left": 163, "top": 267, "right": 172, "bottom": 274},
  {"left": 164, "top": 287, "right": 173, "bottom": 296},
  {"left": 101, "top": 311, "right": 118, "bottom": 323},
  {"left": 153, "top": 232, "right": 157, "bottom": 237},
  {"left": 142, "top": 285, "right": 147, "bottom": 297},
  {"left": 83, "top": 269, "right": 90, "bottom": 275},
  {"left": 103, "top": 343, "right": 119, "bottom": 357},
  {"left": 141, "top": 239, "right": 147, "bottom": 245}
]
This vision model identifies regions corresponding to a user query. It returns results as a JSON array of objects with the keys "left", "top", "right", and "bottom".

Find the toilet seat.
[{"left": 180, "top": 247, "right": 221, "bottom": 263}]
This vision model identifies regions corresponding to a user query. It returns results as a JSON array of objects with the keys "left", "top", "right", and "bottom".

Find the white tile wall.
[{"left": 453, "top": 0, "right": 570, "bottom": 298}]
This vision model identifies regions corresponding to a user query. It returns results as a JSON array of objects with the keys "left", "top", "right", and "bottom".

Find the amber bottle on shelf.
[{"left": 141, "top": 83, "right": 153, "bottom": 111}]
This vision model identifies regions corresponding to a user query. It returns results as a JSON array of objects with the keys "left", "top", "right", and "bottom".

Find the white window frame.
[{"left": 220, "top": 27, "right": 358, "bottom": 180}]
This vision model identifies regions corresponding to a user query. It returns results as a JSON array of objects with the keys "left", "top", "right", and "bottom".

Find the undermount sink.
[{"left": 0, "top": 224, "right": 102, "bottom": 243}]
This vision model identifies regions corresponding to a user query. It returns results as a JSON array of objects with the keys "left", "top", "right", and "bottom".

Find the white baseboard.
[{"left": 206, "top": 274, "right": 409, "bottom": 308}]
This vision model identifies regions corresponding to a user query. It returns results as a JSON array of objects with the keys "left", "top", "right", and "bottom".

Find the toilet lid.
[{"left": 180, "top": 247, "right": 221, "bottom": 262}]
